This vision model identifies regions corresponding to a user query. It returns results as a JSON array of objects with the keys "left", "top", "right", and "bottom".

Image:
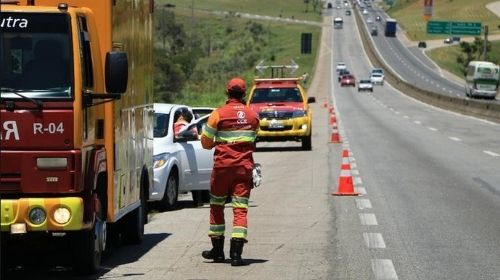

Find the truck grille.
[{"left": 259, "top": 111, "right": 294, "bottom": 120}]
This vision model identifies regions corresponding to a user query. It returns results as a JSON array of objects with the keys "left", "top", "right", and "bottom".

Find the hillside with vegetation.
[
  {"left": 384, "top": 0, "right": 499, "bottom": 41},
  {"left": 154, "top": 0, "right": 322, "bottom": 107}
]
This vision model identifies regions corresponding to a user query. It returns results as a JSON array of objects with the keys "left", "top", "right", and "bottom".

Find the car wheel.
[
  {"left": 301, "top": 133, "right": 312, "bottom": 151},
  {"left": 160, "top": 172, "right": 178, "bottom": 211}
]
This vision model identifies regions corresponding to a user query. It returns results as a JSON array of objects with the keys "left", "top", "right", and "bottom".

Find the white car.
[
  {"left": 152, "top": 103, "right": 214, "bottom": 210},
  {"left": 358, "top": 79, "right": 373, "bottom": 92},
  {"left": 362, "top": 9, "right": 369, "bottom": 15},
  {"left": 370, "top": 72, "right": 384, "bottom": 85},
  {"left": 336, "top": 62, "right": 347, "bottom": 72}
]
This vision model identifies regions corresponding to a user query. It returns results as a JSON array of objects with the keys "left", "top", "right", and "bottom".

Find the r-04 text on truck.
[{"left": 0, "top": 0, "right": 154, "bottom": 274}]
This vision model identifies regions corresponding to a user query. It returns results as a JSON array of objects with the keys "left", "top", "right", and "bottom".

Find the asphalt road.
[{"left": 4, "top": 4, "right": 500, "bottom": 280}]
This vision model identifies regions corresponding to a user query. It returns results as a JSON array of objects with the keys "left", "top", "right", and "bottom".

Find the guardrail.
[{"left": 353, "top": 6, "right": 500, "bottom": 123}]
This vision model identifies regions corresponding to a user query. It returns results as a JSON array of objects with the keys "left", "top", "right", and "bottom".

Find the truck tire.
[
  {"left": 302, "top": 133, "right": 312, "bottom": 151},
  {"left": 160, "top": 172, "right": 178, "bottom": 211},
  {"left": 73, "top": 196, "right": 105, "bottom": 275},
  {"left": 122, "top": 184, "right": 146, "bottom": 245}
]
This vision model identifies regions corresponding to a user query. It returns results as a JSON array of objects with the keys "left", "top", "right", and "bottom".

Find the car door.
[{"left": 176, "top": 115, "right": 214, "bottom": 191}]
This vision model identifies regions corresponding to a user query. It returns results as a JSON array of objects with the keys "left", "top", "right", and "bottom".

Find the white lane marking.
[
  {"left": 359, "top": 213, "right": 378, "bottom": 226},
  {"left": 427, "top": 127, "right": 438, "bottom": 131},
  {"left": 484, "top": 150, "right": 500, "bottom": 157},
  {"left": 449, "top": 136, "right": 462, "bottom": 142},
  {"left": 351, "top": 162, "right": 358, "bottom": 169},
  {"left": 403, "top": 115, "right": 409, "bottom": 119},
  {"left": 363, "top": 233, "right": 386, "bottom": 248},
  {"left": 354, "top": 177, "right": 363, "bottom": 185},
  {"left": 355, "top": 198, "right": 372, "bottom": 209},
  {"left": 356, "top": 187, "right": 367, "bottom": 195},
  {"left": 414, "top": 120, "right": 422, "bottom": 125},
  {"left": 372, "top": 259, "right": 398, "bottom": 280},
  {"left": 351, "top": 169, "right": 360, "bottom": 175}
]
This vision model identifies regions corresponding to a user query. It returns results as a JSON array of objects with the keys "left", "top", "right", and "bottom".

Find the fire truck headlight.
[
  {"left": 53, "top": 207, "right": 71, "bottom": 224},
  {"left": 29, "top": 207, "right": 46, "bottom": 225},
  {"left": 37, "top": 158, "right": 68, "bottom": 169}
]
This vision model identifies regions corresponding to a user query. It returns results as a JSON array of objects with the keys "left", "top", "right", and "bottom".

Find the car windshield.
[
  {"left": 154, "top": 112, "right": 170, "bottom": 138},
  {"left": 0, "top": 12, "right": 72, "bottom": 99},
  {"left": 250, "top": 87, "right": 303, "bottom": 103},
  {"left": 371, "top": 73, "right": 382, "bottom": 78},
  {"left": 360, "top": 80, "right": 371, "bottom": 83}
]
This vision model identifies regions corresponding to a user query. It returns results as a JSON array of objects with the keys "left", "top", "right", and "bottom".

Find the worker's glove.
[{"left": 252, "top": 163, "right": 262, "bottom": 188}]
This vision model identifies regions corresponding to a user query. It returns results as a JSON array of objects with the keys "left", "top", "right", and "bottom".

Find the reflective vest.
[{"left": 203, "top": 99, "right": 259, "bottom": 168}]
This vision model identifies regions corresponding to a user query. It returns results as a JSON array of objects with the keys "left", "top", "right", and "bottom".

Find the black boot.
[
  {"left": 202, "top": 236, "right": 225, "bottom": 263},
  {"left": 230, "top": 238, "right": 247, "bottom": 266}
]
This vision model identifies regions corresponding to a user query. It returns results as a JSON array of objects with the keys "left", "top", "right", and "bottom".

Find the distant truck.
[
  {"left": 385, "top": 18, "right": 397, "bottom": 37},
  {"left": 0, "top": 0, "right": 153, "bottom": 274}
]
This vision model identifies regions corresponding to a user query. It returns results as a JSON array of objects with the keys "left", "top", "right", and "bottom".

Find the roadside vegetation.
[
  {"left": 427, "top": 40, "right": 500, "bottom": 77},
  {"left": 154, "top": 0, "right": 321, "bottom": 107},
  {"left": 383, "top": 0, "right": 500, "bottom": 41}
]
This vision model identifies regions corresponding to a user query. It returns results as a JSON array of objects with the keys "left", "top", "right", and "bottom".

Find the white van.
[
  {"left": 465, "top": 61, "right": 500, "bottom": 99},
  {"left": 333, "top": 17, "right": 343, "bottom": 29}
]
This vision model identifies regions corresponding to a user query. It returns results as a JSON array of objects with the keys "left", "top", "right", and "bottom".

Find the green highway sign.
[{"left": 427, "top": 21, "right": 482, "bottom": 35}]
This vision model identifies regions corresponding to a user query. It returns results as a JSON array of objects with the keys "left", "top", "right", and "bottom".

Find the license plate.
[{"left": 269, "top": 120, "right": 284, "bottom": 129}]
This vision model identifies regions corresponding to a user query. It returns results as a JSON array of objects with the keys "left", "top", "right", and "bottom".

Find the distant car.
[
  {"left": 340, "top": 74, "right": 356, "bottom": 87},
  {"left": 366, "top": 17, "right": 373, "bottom": 24},
  {"left": 345, "top": 10, "right": 351, "bottom": 15},
  {"left": 371, "top": 26, "right": 378, "bottom": 36},
  {"left": 444, "top": 37, "right": 452, "bottom": 44},
  {"left": 338, "top": 69, "right": 350, "bottom": 81},
  {"left": 370, "top": 72, "right": 384, "bottom": 85},
  {"left": 452, "top": 36, "right": 461, "bottom": 42},
  {"left": 418, "top": 41, "right": 427, "bottom": 48},
  {"left": 371, "top": 67, "right": 384, "bottom": 77},
  {"left": 336, "top": 62, "right": 347, "bottom": 72},
  {"left": 358, "top": 79, "right": 373, "bottom": 92},
  {"left": 327, "top": 2, "right": 333, "bottom": 8},
  {"left": 362, "top": 9, "right": 369, "bottom": 15},
  {"left": 376, "top": 16, "right": 381, "bottom": 21}
]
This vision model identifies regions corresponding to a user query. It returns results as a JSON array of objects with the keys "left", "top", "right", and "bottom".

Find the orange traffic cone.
[
  {"left": 332, "top": 169, "right": 359, "bottom": 196},
  {"left": 330, "top": 124, "right": 341, "bottom": 143},
  {"left": 341, "top": 151, "right": 350, "bottom": 170},
  {"left": 329, "top": 114, "right": 337, "bottom": 124}
]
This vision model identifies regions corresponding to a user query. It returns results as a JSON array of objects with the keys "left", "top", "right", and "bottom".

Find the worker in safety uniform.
[{"left": 200, "top": 77, "right": 260, "bottom": 266}]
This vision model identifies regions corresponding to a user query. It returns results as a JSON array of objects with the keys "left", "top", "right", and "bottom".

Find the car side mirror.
[
  {"left": 105, "top": 51, "right": 128, "bottom": 94},
  {"left": 175, "top": 128, "right": 199, "bottom": 142},
  {"left": 307, "top": 96, "right": 316, "bottom": 104}
]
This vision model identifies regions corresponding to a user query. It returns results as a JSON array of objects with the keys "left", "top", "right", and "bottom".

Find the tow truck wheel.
[{"left": 302, "top": 133, "right": 312, "bottom": 151}]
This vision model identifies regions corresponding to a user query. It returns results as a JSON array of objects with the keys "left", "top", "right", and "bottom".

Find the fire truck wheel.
[
  {"left": 73, "top": 216, "right": 103, "bottom": 274},
  {"left": 122, "top": 185, "right": 146, "bottom": 244}
]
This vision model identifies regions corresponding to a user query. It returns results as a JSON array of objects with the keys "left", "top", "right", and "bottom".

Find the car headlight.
[
  {"left": 153, "top": 153, "right": 170, "bottom": 169},
  {"left": 292, "top": 110, "right": 306, "bottom": 117}
]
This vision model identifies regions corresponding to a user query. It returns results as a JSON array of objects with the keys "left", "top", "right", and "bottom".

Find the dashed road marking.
[
  {"left": 355, "top": 187, "right": 367, "bottom": 195},
  {"left": 449, "top": 136, "right": 461, "bottom": 142},
  {"left": 427, "top": 127, "right": 438, "bottom": 131},
  {"left": 359, "top": 213, "right": 378, "bottom": 226},
  {"left": 484, "top": 150, "right": 500, "bottom": 157},
  {"left": 363, "top": 233, "right": 386, "bottom": 248},
  {"left": 372, "top": 259, "right": 398, "bottom": 280},
  {"left": 355, "top": 198, "right": 372, "bottom": 209}
]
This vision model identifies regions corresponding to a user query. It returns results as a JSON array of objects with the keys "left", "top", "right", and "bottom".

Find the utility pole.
[{"left": 483, "top": 25, "right": 488, "bottom": 60}]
